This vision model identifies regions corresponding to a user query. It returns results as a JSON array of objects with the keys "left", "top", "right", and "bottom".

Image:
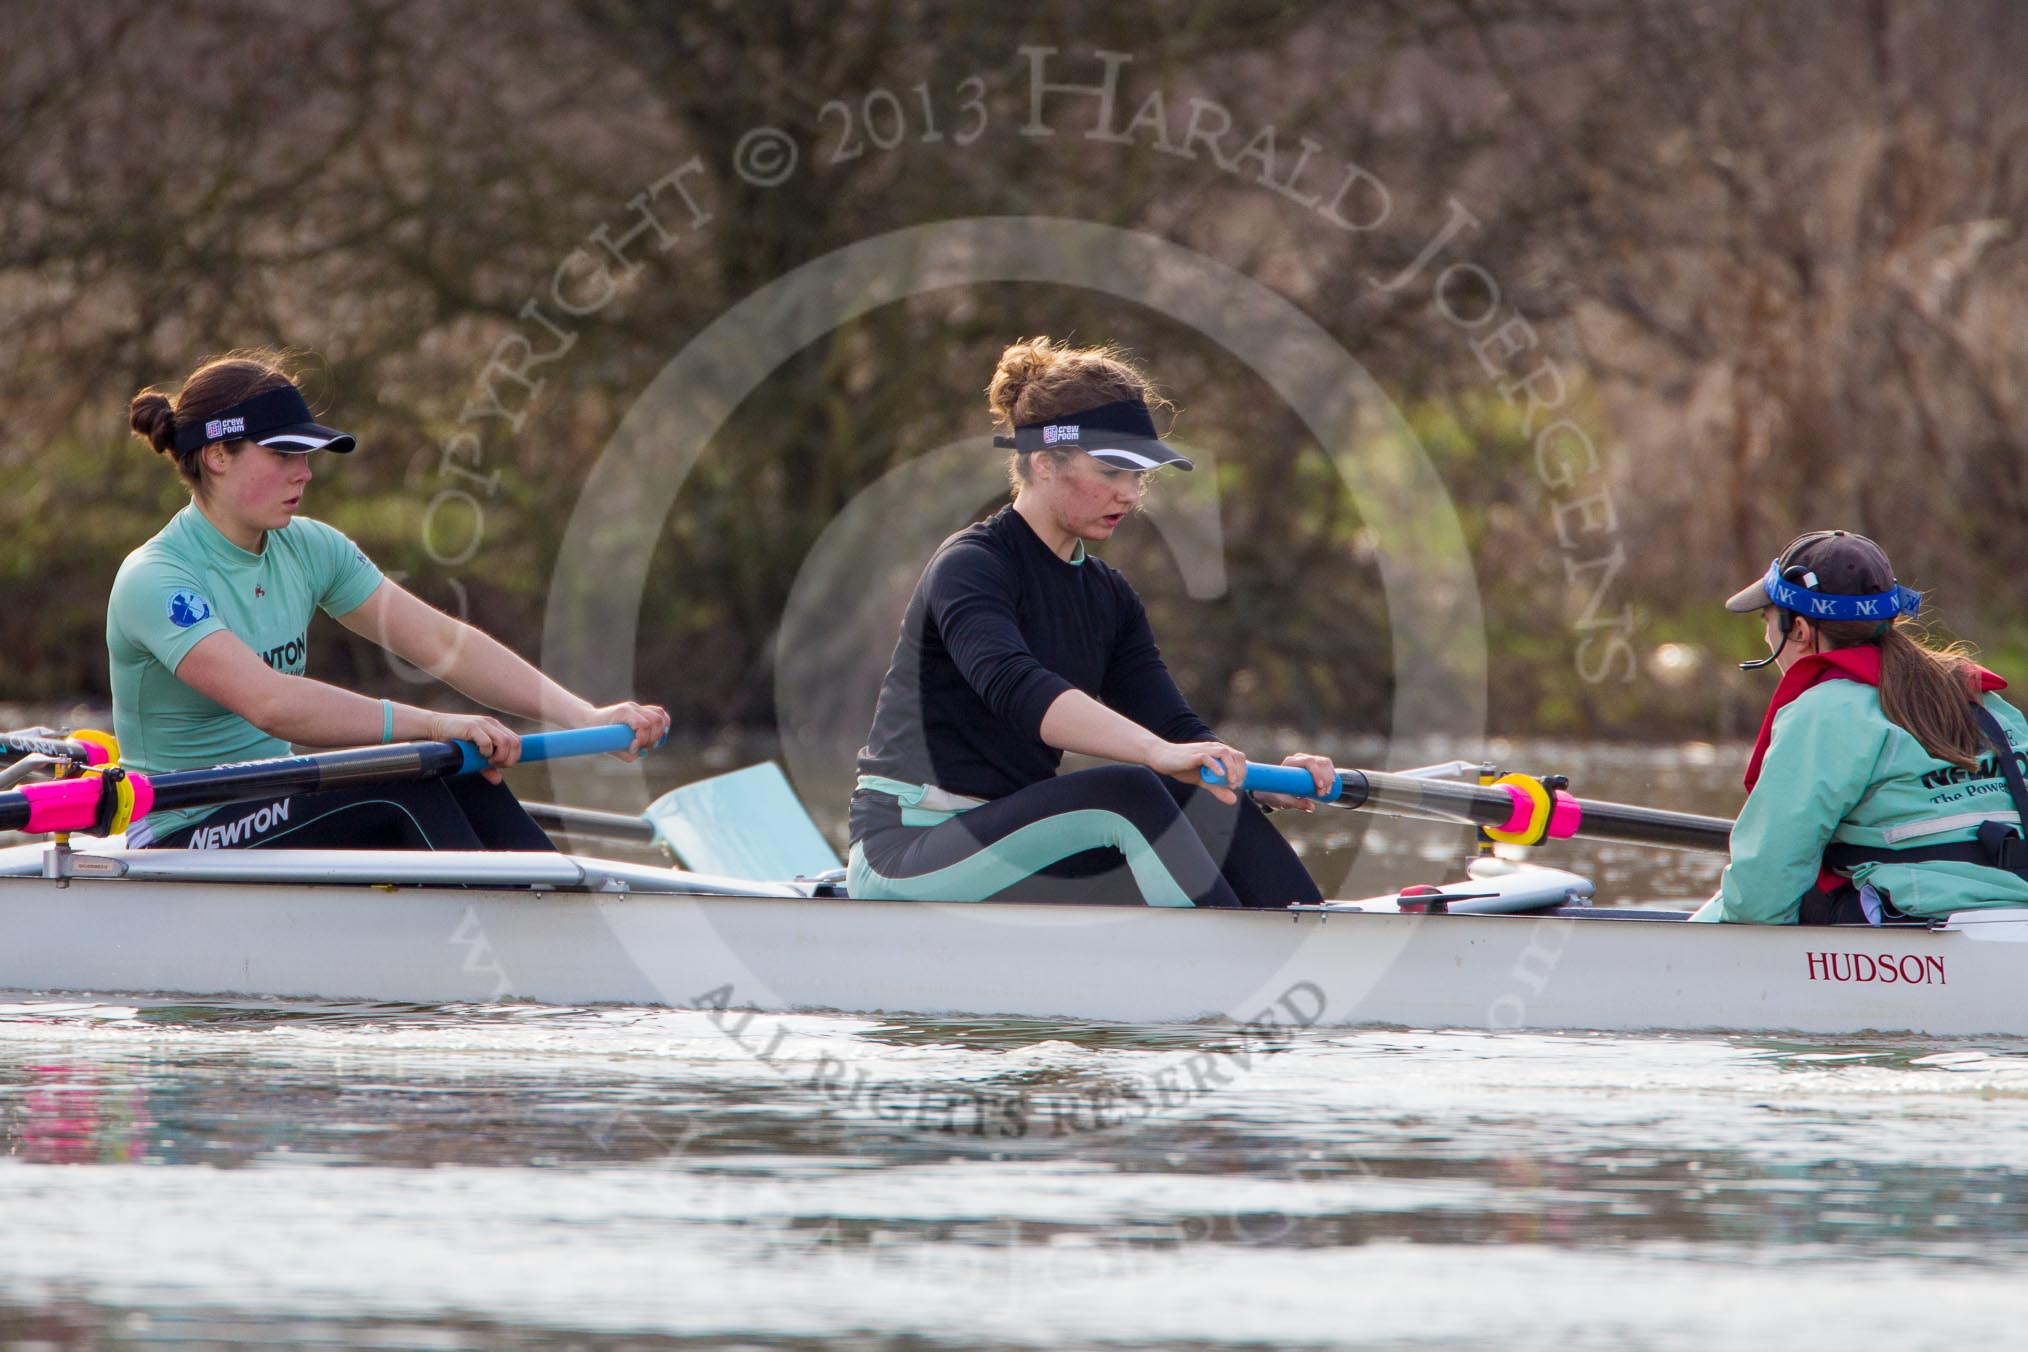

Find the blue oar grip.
[
  {"left": 455, "top": 723, "right": 644, "bottom": 775},
  {"left": 1198, "top": 762, "right": 1343, "bottom": 802}
]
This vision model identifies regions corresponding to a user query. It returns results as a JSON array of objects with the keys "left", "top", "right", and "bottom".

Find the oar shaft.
[
  {"left": 1346, "top": 770, "right": 1733, "bottom": 853},
  {"left": 151, "top": 725, "right": 643, "bottom": 813},
  {"left": 1210, "top": 763, "right": 1734, "bottom": 854},
  {"left": 143, "top": 743, "right": 462, "bottom": 815},
  {"left": 0, "top": 725, "right": 646, "bottom": 836},
  {"left": 521, "top": 800, "right": 658, "bottom": 844}
]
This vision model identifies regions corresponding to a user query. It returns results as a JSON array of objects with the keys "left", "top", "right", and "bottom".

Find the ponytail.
[
  {"left": 1876, "top": 625, "right": 1986, "bottom": 770},
  {"left": 1816, "top": 616, "right": 1986, "bottom": 769}
]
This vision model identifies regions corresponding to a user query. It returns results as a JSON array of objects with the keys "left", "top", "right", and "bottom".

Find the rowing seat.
[{"left": 642, "top": 761, "right": 843, "bottom": 884}]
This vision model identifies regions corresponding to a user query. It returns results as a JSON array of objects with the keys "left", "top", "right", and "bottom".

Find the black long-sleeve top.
[{"left": 850, "top": 506, "right": 1213, "bottom": 843}]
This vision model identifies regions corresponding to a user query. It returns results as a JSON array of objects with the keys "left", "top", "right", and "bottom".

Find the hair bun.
[
  {"left": 986, "top": 336, "right": 1061, "bottom": 426},
  {"left": 985, "top": 335, "right": 1163, "bottom": 432},
  {"left": 128, "top": 390, "right": 178, "bottom": 456}
]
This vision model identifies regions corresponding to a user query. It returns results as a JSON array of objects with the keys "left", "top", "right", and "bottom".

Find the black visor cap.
[
  {"left": 996, "top": 399, "right": 1193, "bottom": 470},
  {"left": 173, "top": 385, "right": 356, "bottom": 456}
]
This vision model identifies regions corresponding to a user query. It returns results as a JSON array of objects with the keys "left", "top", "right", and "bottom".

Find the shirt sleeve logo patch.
[{"left": 167, "top": 590, "right": 214, "bottom": 628}]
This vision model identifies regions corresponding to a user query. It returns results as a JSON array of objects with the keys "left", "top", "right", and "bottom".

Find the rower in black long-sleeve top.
[{"left": 847, "top": 336, "right": 1333, "bottom": 908}]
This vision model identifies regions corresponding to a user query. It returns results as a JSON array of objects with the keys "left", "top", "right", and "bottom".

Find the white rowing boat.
[{"left": 2, "top": 839, "right": 2021, "bottom": 1037}]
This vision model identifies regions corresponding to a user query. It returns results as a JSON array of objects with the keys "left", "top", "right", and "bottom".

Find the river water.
[
  {"left": 7, "top": 733, "right": 2023, "bottom": 1347},
  {"left": 5, "top": 1004, "right": 2026, "bottom": 1348}
]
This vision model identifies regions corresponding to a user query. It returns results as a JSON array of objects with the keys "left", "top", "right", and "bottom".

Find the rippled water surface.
[{"left": 5, "top": 999, "right": 2027, "bottom": 1349}]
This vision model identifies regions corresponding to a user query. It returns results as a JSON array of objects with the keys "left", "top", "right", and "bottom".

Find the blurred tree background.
[{"left": 2, "top": 0, "right": 2022, "bottom": 745}]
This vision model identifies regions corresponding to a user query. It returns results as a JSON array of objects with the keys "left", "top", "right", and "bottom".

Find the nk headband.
[{"left": 1756, "top": 560, "right": 1922, "bottom": 622}]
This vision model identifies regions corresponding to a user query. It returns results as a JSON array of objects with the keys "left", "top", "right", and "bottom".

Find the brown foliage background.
[{"left": 3, "top": 0, "right": 2023, "bottom": 743}]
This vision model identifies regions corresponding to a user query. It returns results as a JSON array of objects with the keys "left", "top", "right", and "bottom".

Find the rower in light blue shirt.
[{"left": 112, "top": 349, "right": 669, "bottom": 850}]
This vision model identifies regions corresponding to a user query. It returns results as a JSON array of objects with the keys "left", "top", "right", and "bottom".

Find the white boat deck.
[{"left": 2, "top": 841, "right": 2024, "bottom": 1036}]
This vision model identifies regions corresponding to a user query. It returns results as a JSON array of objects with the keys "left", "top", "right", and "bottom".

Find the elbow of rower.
[
  {"left": 237, "top": 675, "right": 313, "bottom": 743},
  {"left": 966, "top": 667, "right": 1027, "bottom": 721},
  {"left": 992, "top": 672, "right": 1074, "bottom": 739}
]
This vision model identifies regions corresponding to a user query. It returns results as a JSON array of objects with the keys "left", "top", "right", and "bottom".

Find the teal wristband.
[{"left": 379, "top": 699, "right": 395, "bottom": 745}]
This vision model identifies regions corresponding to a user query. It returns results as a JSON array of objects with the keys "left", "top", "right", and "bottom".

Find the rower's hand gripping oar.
[
  {"left": 1201, "top": 763, "right": 1734, "bottom": 854},
  {"left": 0, "top": 724, "right": 647, "bottom": 837},
  {"left": 446, "top": 723, "right": 641, "bottom": 775}
]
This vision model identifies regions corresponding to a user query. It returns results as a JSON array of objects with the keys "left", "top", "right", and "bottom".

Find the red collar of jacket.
[{"left": 1743, "top": 646, "right": 2007, "bottom": 789}]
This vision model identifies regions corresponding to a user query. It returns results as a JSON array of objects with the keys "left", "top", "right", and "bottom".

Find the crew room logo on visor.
[
  {"left": 203, "top": 416, "right": 247, "bottom": 441},
  {"left": 1041, "top": 424, "right": 1078, "bottom": 444}
]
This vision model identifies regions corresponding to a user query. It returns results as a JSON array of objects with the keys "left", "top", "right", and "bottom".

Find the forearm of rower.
[
  {"left": 419, "top": 623, "right": 597, "bottom": 727},
  {"left": 176, "top": 630, "right": 463, "bottom": 749},
  {"left": 341, "top": 581, "right": 598, "bottom": 726},
  {"left": 1036, "top": 689, "right": 1165, "bottom": 767},
  {"left": 248, "top": 680, "right": 451, "bottom": 749}
]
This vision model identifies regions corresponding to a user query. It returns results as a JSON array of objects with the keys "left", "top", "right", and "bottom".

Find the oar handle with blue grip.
[
  {"left": 454, "top": 723, "right": 651, "bottom": 775},
  {"left": 1198, "top": 762, "right": 1344, "bottom": 802},
  {"left": 0, "top": 725, "right": 670, "bottom": 836}
]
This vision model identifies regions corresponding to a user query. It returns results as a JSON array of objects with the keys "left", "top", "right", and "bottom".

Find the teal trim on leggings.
[{"left": 848, "top": 808, "right": 1197, "bottom": 907}]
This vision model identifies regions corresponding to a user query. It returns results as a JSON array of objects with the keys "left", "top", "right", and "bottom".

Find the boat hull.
[{"left": 1, "top": 853, "right": 2021, "bottom": 1036}]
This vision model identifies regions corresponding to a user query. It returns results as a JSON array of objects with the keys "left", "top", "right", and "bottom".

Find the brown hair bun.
[
  {"left": 128, "top": 390, "right": 178, "bottom": 457},
  {"left": 986, "top": 335, "right": 1169, "bottom": 429}
]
